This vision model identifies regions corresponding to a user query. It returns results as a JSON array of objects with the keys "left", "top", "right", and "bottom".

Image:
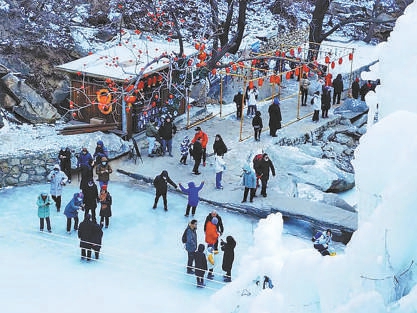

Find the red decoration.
[
  {"left": 258, "top": 78, "right": 264, "bottom": 87},
  {"left": 211, "top": 69, "right": 217, "bottom": 75},
  {"left": 281, "top": 52, "right": 286, "bottom": 58},
  {"left": 225, "top": 67, "right": 230, "bottom": 74},
  {"left": 124, "top": 96, "right": 137, "bottom": 104},
  {"left": 297, "top": 46, "right": 302, "bottom": 53},
  {"left": 72, "top": 112, "right": 77, "bottom": 118},
  {"left": 325, "top": 56, "right": 330, "bottom": 64},
  {"left": 232, "top": 64, "right": 237, "bottom": 71},
  {"left": 248, "top": 81, "right": 254, "bottom": 89},
  {"left": 331, "top": 61, "right": 335, "bottom": 69},
  {"left": 338, "top": 57, "right": 343, "bottom": 65},
  {"left": 349, "top": 53, "right": 353, "bottom": 61},
  {"left": 302, "top": 64, "right": 309, "bottom": 73},
  {"left": 295, "top": 68, "right": 300, "bottom": 76},
  {"left": 290, "top": 48, "right": 294, "bottom": 56},
  {"left": 285, "top": 71, "right": 291, "bottom": 80}
]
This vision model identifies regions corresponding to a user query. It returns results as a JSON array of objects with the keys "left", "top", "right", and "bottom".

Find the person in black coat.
[
  {"left": 212, "top": 134, "right": 227, "bottom": 156},
  {"left": 332, "top": 73, "right": 344, "bottom": 105},
  {"left": 233, "top": 89, "right": 244, "bottom": 119},
  {"left": 91, "top": 221, "right": 103, "bottom": 259},
  {"left": 252, "top": 111, "right": 263, "bottom": 141},
  {"left": 360, "top": 80, "right": 372, "bottom": 101},
  {"left": 321, "top": 86, "right": 331, "bottom": 118},
  {"left": 158, "top": 116, "right": 177, "bottom": 157},
  {"left": 194, "top": 243, "right": 208, "bottom": 288},
  {"left": 351, "top": 77, "right": 360, "bottom": 99},
  {"left": 268, "top": 97, "right": 282, "bottom": 137},
  {"left": 204, "top": 210, "right": 224, "bottom": 251},
  {"left": 221, "top": 235, "right": 236, "bottom": 282},
  {"left": 191, "top": 138, "right": 203, "bottom": 175},
  {"left": 78, "top": 214, "right": 93, "bottom": 261},
  {"left": 152, "top": 170, "right": 177, "bottom": 211},
  {"left": 83, "top": 179, "right": 99, "bottom": 223},
  {"left": 253, "top": 153, "right": 276, "bottom": 197},
  {"left": 58, "top": 147, "right": 72, "bottom": 183}
]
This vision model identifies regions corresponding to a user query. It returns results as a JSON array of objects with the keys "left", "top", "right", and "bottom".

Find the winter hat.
[
  {"left": 183, "top": 135, "right": 189, "bottom": 141},
  {"left": 195, "top": 126, "right": 201, "bottom": 131},
  {"left": 211, "top": 217, "right": 218, "bottom": 225},
  {"left": 161, "top": 170, "right": 168, "bottom": 178},
  {"left": 207, "top": 246, "right": 214, "bottom": 253},
  {"left": 97, "top": 140, "right": 103, "bottom": 146},
  {"left": 101, "top": 157, "right": 108, "bottom": 162},
  {"left": 101, "top": 185, "right": 107, "bottom": 191},
  {"left": 53, "top": 164, "right": 60, "bottom": 170},
  {"left": 41, "top": 192, "right": 48, "bottom": 197},
  {"left": 273, "top": 97, "right": 280, "bottom": 105}
]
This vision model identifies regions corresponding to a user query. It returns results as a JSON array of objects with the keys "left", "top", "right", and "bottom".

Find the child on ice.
[{"left": 179, "top": 136, "right": 190, "bottom": 165}]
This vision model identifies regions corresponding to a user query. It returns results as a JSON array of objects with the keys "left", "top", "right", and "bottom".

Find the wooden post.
[
  {"left": 239, "top": 79, "right": 247, "bottom": 141},
  {"left": 220, "top": 74, "right": 223, "bottom": 117}
]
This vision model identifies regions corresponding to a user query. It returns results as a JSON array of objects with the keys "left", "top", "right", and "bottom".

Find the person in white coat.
[
  {"left": 214, "top": 155, "right": 226, "bottom": 190},
  {"left": 47, "top": 164, "right": 68, "bottom": 212},
  {"left": 311, "top": 90, "right": 321, "bottom": 122}
]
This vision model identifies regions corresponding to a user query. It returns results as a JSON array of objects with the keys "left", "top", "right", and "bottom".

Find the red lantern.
[
  {"left": 297, "top": 46, "right": 302, "bottom": 53},
  {"left": 232, "top": 64, "right": 237, "bottom": 71},
  {"left": 349, "top": 53, "right": 353, "bottom": 61},
  {"left": 152, "top": 76, "right": 157, "bottom": 86},
  {"left": 295, "top": 68, "right": 300, "bottom": 76},
  {"left": 124, "top": 85, "right": 134, "bottom": 92},
  {"left": 225, "top": 67, "right": 230, "bottom": 74},
  {"left": 338, "top": 57, "right": 343, "bottom": 65},
  {"left": 147, "top": 77, "right": 152, "bottom": 88},
  {"left": 325, "top": 56, "right": 330, "bottom": 64},
  {"left": 285, "top": 71, "right": 291, "bottom": 80},
  {"left": 194, "top": 43, "right": 200, "bottom": 50},
  {"left": 238, "top": 61, "right": 244, "bottom": 68},
  {"left": 211, "top": 69, "right": 217, "bottom": 75},
  {"left": 269, "top": 75, "right": 275, "bottom": 84},
  {"left": 248, "top": 81, "right": 254, "bottom": 89},
  {"left": 276, "top": 75, "right": 281, "bottom": 84},
  {"left": 152, "top": 102, "right": 156, "bottom": 107},
  {"left": 302, "top": 64, "right": 309, "bottom": 73},
  {"left": 275, "top": 50, "right": 280, "bottom": 56},
  {"left": 281, "top": 52, "right": 286, "bottom": 58},
  {"left": 154, "top": 94, "right": 159, "bottom": 100},
  {"left": 124, "top": 95, "right": 137, "bottom": 104},
  {"left": 125, "top": 106, "right": 131, "bottom": 113},
  {"left": 138, "top": 81, "right": 145, "bottom": 91},
  {"left": 72, "top": 112, "right": 77, "bottom": 118},
  {"left": 331, "top": 61, "right": 335, "bottom": 69},
  {"left": 290, "top": 48, "right": 294, "bottom": 56},
  {"left": 187, "top": 59, "right": 193, "bottom": 66},
  {"left": 258, "top": 78, "right": 264, "bottom": 87}
]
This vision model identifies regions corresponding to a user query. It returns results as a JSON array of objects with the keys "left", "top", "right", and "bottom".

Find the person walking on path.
[
  {"left": 253, "top": 153, "right": 276, "bottom": 197},
  {"left": 152, "top": 170, "right": 178, "bottom": 211},
  {"left": 204, "top": 210, "right": 224, "bottom": 252},
  {"left": 214, "top": 155, "right": 226, "bottom": 190},
  {"left": 179, "top": 136, "right": 190, "bottom": 165},
  {"left": 252, "top": 111, "right": 263, "bottom": 141},
  {"left": 96, "top": 156, "right": 112, "bottom": 188},
  {"left": 351, "top": 77, "right": 360, "bottom": 99},
  {"left": 311, "top": 91, "right": 321, "bottom": 122},
  {"left": 194, "top": 243, "right": 208, "bottom": 288},
  {"left": 93, "top": 140, "right": 109, "bottom": 164},
  {"left": 246, "top": 85, "right": 258, "bottom": 117},
  {"left": 300, "top": 73, "right": 310, "bottom": 105},
  {"left": 191, "top": 126, "right": 208, "bottom": 166},
  {"left": 221, "top": 235, "right": 236, "bottom": 282},
  {"left": 64, "top": 192, "right": 84, "bottom": 234},
  {"left": 58, "top": 147, "right": 72, "bottom": 184},
  {"left": 78, "top": 213, "right": 93, "bottom": 260},
  {"left": 91, "top": 221, "right": 103, "bottom": 259},
  {"left": 47, "top": 164, "right": 68, "bottom": 212},
  {"left": 321, "top": 86, "right": 331, "bottom": 118},
  {"left": 268, "top": 97, "right": 282, "bottom": 137},
  {"left": 183, "top": 219, "right": 198, "bottom": 274},
  {"left": 37, "top": 192, "right": 52, "bottom": 232},
  {"left": 158, "top": 115, "right": 177, "bottom": 157},
  {"left": 145, "top": 118, "right": 159, "bottom": 157},
  {"left": 179, "top": 181, "right": 205, "bottom": 217},
  {"left": 233, "top": 88, "right": 244, "bottom": 119},
  {"left": 83, "top": 178, "right": 99, "bottom": 223},
  {"left": 241, "top": 164, "right": 256, "bottom": 203},
  {"left": 191, "top": 137, "right": 203, "bottom": 175},
  {"left": 212, "top": 134, "right": 227, "bottom": 157},
  {"left": 332, "top": 73, "right": 344, "bottom": 105},
  {"left": 98, "top": 185, "right": 112, "bottom": 228}
]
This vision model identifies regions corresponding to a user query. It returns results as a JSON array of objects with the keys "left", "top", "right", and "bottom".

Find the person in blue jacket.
[
  {"left": 64, "top": 192, "right": 84, "bottom": 234},
  {"left": 241, "top": 164, "right": 257, "bottom": 203},
  {"left": 93, "top": 140, "right": 109, "bottom": 164},
  {"left": 178, "top": 181, "right": 205, "bottom": 217},
  {"left": 36, "top": 192, "right": 52, "bottom": 232}
]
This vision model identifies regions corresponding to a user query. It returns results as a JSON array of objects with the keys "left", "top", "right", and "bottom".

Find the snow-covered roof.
[{"left": 56, "top": 32, "right": 196, "bottom": 81}]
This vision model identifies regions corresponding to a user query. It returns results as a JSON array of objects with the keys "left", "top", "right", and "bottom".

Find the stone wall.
[{"left": 0, "top": 149, "right": 61, "bottom": 188}]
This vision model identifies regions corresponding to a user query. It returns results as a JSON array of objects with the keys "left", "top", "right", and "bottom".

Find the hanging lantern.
[
  {"left": 147, "top": 77, "right": 152, "bottom": 88},
  {"left": 248, "top": 81, "right": 254, "bottom": 89},
  {"left": 72, "top": 112, "right": 77, "bottom": 118},
  {"left": 331, "top": 61, "right": 335, "bottom": 69},
  {"left": 290, "top": 48, "right": 294, "bottom": 56},
  {"left": 297, "top": 46, "right": 302, "bottom": 53},
  {"left": 295, "top": 68, "right": 300, "bottom": 77},
  {"left": 302, "top": 64, "right": 309, "bottom": 73},
  {"left": 187, "top": 105, "right": 192, "bottom": 109},
  {"left": 276, "top": 75, "right": 281, "bottom": 85},
  {"left": 154, "top": 94, "right": 159, "bottom": 100},
  {"left": 275, "top": 50, "right": 280, "bottom": 56},
  {"left": 338, "top": 57, "right": 343, "bottom": 65},
  {"left": 238, "top": 61, "right": 244, "bottom": 68},
  {"left": 349, "top": 53, "right": 353, "bottom": 61},
  {"left": 198, "top": 51, "right": 207, "bottom": 60},
  {"left": 285, "top": 71, "right": 291, "bottom": 80},
  {"left": 124, "top": 85, "right": 134, "bottom": 92},
  {"left": 258, "top": 78, "right": 264, "bottom": 87},
  {"left": 269, "top": 75, "right": 275, "bottom": 84},
  {"left": 211, "top": 68, "right": 217, "bottom": 75},
  {"left": 325, "top": 56, "right": 330, "bottom": 64},
  {"left": 125, "top": 106, "right": 131, "bottom": 113},
  {"left": 251, "top": 60, "right": 257, "bottom": 66},
  {"left": 124, "top": 95, "right": 137, "bottom": 104},
  {"left": 152, "top": 76, "right": 157, "bottom": 86},
  {"left": 152, "top": 102, "right": 156, "bottom": 107},
  {"left": 169, "top": 94, "right": 174, "bottom": 99},
  {"left": 232, "top": 64, "right": 237, "bottom": 71},
  {"left": 187, "top": 59, "right": 193, "bottom": 66},
  {"left": 194, "top": 43, "right": 200, "bottom": 50},
  {"left": 225, "top": 67, "right": 230, "bottom": 74},
  {"left": 138, "top": 81, "right": 145, "bottom": 91},
  {"left": 281, "top": 52, "right": 286, "bottom": 58}
]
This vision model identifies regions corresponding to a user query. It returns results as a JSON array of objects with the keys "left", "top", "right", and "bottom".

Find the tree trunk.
[{"left": 308, "top": 0, "right": 331, "bottom": 61}]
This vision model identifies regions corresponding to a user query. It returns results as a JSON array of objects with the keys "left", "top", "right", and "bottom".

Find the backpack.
[
  {"left": 181, "top": 228, "right": 187, "bottom": 243},
  {"left": 312, "top": 231, "right": 323, "bottom": 242}
]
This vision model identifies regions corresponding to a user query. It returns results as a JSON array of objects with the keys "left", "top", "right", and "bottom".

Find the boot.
[
  {"left": 207, "top": 272, "right": 214, "bottom": 280},
  {"left": 224, "top": 276, "right": 232, "bottom": 282}
]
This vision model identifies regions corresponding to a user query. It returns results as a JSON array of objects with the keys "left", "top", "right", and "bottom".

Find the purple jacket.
[{"left": 179, "top": 182, "right": 204, "bottom": 206}]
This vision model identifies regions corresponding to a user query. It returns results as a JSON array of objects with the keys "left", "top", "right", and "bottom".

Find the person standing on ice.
[
  {"left": 36, "top": 192, "right": 52, "bottom": 232},
  {"left": 194, "top": 243, "right": 208, "bottom": 288},
  {"left": 241, "top": 164, "right": 256, "bottom": 203},
  {"left": 221, "top": 235, "right": 236, "bottom": 282},
  {"left": 98, "top": 185, "right": 112, "bottom": 228},
  {"left": 152, "top": 170, "right": 178, "bottom": 211},
  {"left": 58, "top": 147, "right": 72, "bottom": 183},
  {"left": 178, "top": 181, "right": 204, "bottom": 217},
  {"left": 64, "top": 192, "right": 84, "bottom": 234},
  {"left": 82, "top": 178, "right": 99, "bottom": 223},
  {"left": 205, "top": 217, "right": 220, "bottom": 250},
  {"left": 204, "top": 210, "right": 224, "bottom": 252},
  {"left": 183, "top": 219, "right": 198, "bottom": 274},
  {"left": 47, "top": 164, "right": 68, "bottom": 212},
  {"left": 78, "top": 213, "right": 93, "bottom": 261}
]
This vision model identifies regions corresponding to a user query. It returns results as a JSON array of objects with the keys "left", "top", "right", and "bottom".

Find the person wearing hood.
[
  {"left": 47, "top": 164, "right": 68, "bottom": 212},
  {"left": 77, "top": 146, "right": 93, "bottom": 169},
  {"left": 190, "top": 137, "right": 203, "bottom": 175},
  {"left": 91, "top": 220, "right": 104, "bottom": 260},
  {"left": 241, "top": 164, "right": 256, "bottom": 203},
  {"left": 99, "top": 185, "right": 112, "bottom": 228},
  {"left": 205, "top": 217, "right": 220, "bottom": 249},
  {"left": 96, "top": 156, "right": 112, "bottom": 188},
  {"left": 183, "top": 219, "right": 198, "bottom": 274},
  {"left": 221, "top": 235, "right": 236, "bottom": 282},
  {"left": 64, "top": 192, "right": 84, "bottom": 234},
  {"left": 58, "top": 147, "right": 72, "bottom": 183},
  {"left": 78, "top": 213, "right": 93, "bottom": 260},
  {"left": 194, "top": 243, "right": 208, "bottom": 288},
  {"left": 311, "top": 90, "right": 321, "bottom": 122},
  {"left": 83, "top": 178, "right": 99, "bottom": 223},
  {"left": 253, "top": 153, "right": 276, "bottom": 197},
  {"left": 178, "top": 181, "right": 205, "bottom": 217},
  {"left": 152, "top": 170, "right": 178, "bottom": 211},
  {"left": 268, "top": 97, "right": 282, "bottom": 137},
  {"left": 93, "top": 140, "right": 109, "bottom": 164},
  {"left": 179, "top": 135, "right": 190, "bottom": 165},
  {"left": 158, "top": 115, "right": 177, "bottom": 157},
  {"left": 351, "top": 77, "right": 360, "bottom": 99},
  {"left": 332, "top": 73, "right": 344, "bottom": 105},
  {"left": 252, "top": 110, "right": 263, "bottom": 141},
  {"left": 212, "top": 134, "right": 227, "bottom": 157},
  {"left": 321, "top": 86, "right": 331, "bottom": 118},
  {"left": 36, "top": 192, "right": 52, "bottom": 232}
]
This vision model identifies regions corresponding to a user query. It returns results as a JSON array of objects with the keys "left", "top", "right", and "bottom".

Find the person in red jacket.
[
  {"left": 205, "top": 217, "right": 219, "bottom": 249},
  {"left": 191, "top": 126, "right": 209, "bottom": 166}
]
